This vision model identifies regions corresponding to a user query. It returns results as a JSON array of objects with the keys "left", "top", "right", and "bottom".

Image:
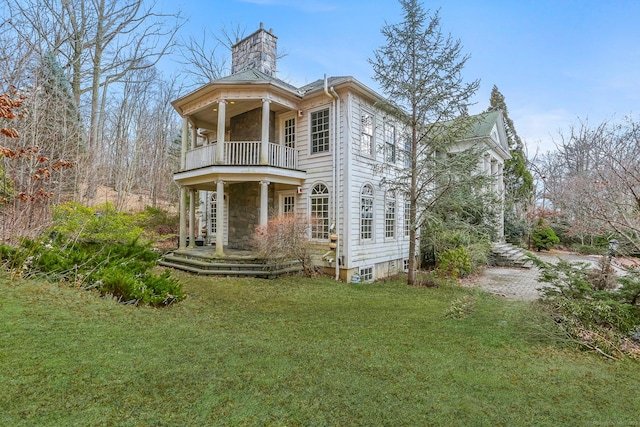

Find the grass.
[{"left": 1, "top": 271, "right": 639, "bottom": 426}]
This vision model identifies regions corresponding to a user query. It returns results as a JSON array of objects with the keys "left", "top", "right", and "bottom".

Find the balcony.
[{"left": 184, "top": 141, "right": 298, "bottom": 171}]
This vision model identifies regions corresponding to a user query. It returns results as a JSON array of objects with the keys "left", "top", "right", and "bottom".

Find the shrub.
[
  {"left": 571, "top": 243, "right": 605, "bottom": 255},
  {"left": 531, "top": 220, "right": 560, "bottom": 251},
  {"left": 617, "top": 268, "right": 640, "bottom": 306},
  {"left": 253, "top": 214, "right": 316, "bottom": 276},
  {"left": 0, "top": 202, "right": 185, "bottom": 306},
  {"left": 533, "top": 256, "right": 640, "bottom": 358},
  {"left": 51, "top": 202, "right": 145, "bottom": 245},
  {"left": 436, "top": 246, "right": 472, "bottom": 279}
]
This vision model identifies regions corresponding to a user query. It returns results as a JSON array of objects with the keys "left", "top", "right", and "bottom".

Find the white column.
[
  {"left": 483, "top": 154, "right": 491, "bottom": 175},
  {"left": 215, "top": 180, "right": 225, "bottom": 256},
  {"left": 181, "top": 117, "right": 188, "bottom": 170},
  {"left": 216, "top": 100, "right": 226, "bottom": 164},
  {"left": 260, "top": 180, "right": 270, "bottom": 226},
  {"left": 491, "top": 158, "right": 498, "bottom": 192},
  {"left": 191, "top": 123, "right": 198, "bottom": 150},
  {"left": 189, "top": 189, "right": 196, "bottom": 248},
  {"left": 260, "top": 98, "right": 270, "bottom": 165},
  {"left": 179, "top": 187, "right": 187, "bottom": 249}
]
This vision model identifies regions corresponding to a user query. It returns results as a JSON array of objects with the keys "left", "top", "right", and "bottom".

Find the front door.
[{"left": 209, "top": 191, "right": 229, "bottom": 245}]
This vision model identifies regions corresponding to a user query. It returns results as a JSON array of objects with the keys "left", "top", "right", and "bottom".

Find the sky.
[{"left": 168, "top": 0, "right": 640, "bottom": 156}]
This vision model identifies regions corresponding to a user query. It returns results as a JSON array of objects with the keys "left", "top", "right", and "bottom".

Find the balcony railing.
[{"left": 184, "top": 141, "right": 298, "bottom": 171}]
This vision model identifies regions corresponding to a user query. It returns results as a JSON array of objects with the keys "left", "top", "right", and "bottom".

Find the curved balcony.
[{"left": 184, "top": 141, "right": 298, "bottom": 171}]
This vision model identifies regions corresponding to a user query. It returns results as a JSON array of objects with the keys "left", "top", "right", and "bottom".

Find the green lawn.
[{"left": 1, "top": 271, "right": 639, "bottom": 426}]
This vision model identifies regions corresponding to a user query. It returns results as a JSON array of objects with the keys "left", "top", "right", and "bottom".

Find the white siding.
[{"left": 340, "top": 91, "right": 410, "bottom": 276}]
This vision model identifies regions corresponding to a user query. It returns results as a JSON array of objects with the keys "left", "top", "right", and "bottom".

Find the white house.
[{"left": 168, "top": 24, "right": 510, "bottom": 281}]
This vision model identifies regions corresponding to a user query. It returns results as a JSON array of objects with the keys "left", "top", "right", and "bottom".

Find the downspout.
[
  {"left": 344, "top": 93, "right": 353, "bottom": 271},
  {"left": 330, "top": 86, "right": 340, "bottom": 282},
  {"left": 324, "top": 75, "right": 339, "bottom": 281}
]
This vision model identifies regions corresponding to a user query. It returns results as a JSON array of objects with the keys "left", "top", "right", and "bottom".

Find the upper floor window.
[
  {"left": 360, "top": 111, "right": 374, "bottom": 155},
  {"left": 360, "top": 184, "right": 374, "bottom": 240},
  {"left": 311, "top": 109, "right": 330, "bottom": 154},
  {"left": 310, "top": 183, "right": 330, "bottom": 239},
  {"left": 284, "top": 117, "right": 296, "bottom": 148},
  {"left": 403, "top": 136, "right": 412, "bottom": 168},
  {"left": 385, "top": 123, "right": 396, "bottom": 163}
]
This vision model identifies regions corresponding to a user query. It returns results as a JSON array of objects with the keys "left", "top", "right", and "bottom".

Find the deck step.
[{"left": 159, "top": 250, "right": 303, "bottom": 278}]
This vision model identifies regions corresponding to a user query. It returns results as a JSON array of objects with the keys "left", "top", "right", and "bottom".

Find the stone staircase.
[
  {"left": 490, "top": 242, "right": 534, "bottom": 269},
  {"left": 159, "top": 249, "right": 302, "bottom": 278}
]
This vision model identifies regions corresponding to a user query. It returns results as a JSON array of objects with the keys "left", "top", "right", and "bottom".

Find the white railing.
[
  {"left": 184, "top": 141, "right": 298, "bottom": 171},
  {"left": 185, "top": 144, "right": 217, "bottom": 169},
  {"left": 225, "top": 141, "right": 261, "bottom": 165},
  {"left": 269, "top": 144, "right": 298, "bottom": 169}
]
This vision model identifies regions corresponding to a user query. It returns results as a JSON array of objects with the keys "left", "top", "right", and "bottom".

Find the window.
[
  {"left": 210, "top": 192, "right": 218, "bottom": 234},
  {"left": 282, "top": 194, "right": 295, "bottom": 216},
  {"left": 360, "top": 184, "right": 374, "bottom": 240},
  {"left": 360, "top": 266, "right": 373, "bottom": 282},
  {"left": 311, "top": 109, "right": 330, "bottom": 154},
  {"left": 404, "top": 200, "right": 411, "bottom": 237},
  {"left": 284, "top": 117, "right": 296, "bottom": 148},
  {"left": 310, "top": 183, "right": 329, "bottom": 239},
  {"left": 403, "top": 259, "right": 409, "bottom": 272},
  {"left": 385, "top": 191, "right": 396, "bottom": 239},
  {"left": 403, "top": 136, "right": 412, "bottom": 168},
  {"left": 385, "top": 123, "right": 396, "bottom": 163},
  {"left": 360, "top": 111, "right": 374, "bottom": 155}
]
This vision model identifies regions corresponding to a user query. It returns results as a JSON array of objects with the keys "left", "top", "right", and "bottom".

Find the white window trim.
[
  {"left": 309, "top": 182, "right": 330, "bottom": 240},
  {"left": 385, "top": 191, "right": 396, "bottom": 240},
  {"left": 360, "top": 183, "right": 375, "bottom": 242},
  {"left": 384, "top": 122, "right": 396, "bottom": 164},
  {"left": 279, "top": 112, "right": 297, "bottom": 148},
  {"left": 278, "top": 190, "right": 296, "bottom": 216},
  {"left": 309, "top": 107, "right": 331, "bottom": 156},
  {"left": 359, "top": 109, "right": 375, "bottom": 157},
  {"left": 359, "top": 266, "right": 374, "bottom": 283}
]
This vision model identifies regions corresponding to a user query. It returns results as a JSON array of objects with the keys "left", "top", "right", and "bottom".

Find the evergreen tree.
[
  {"left": 369, "top": 0, "right": 484, "bottom": 285},
  {"left": 24, "top": 51, "right": 84, "bottom": 202},
  {"left": 486, "top": 85, "right": 534, "bottom": 242},
  {"left": 39, "top": 50, "right": 84, "bottom": 158}
]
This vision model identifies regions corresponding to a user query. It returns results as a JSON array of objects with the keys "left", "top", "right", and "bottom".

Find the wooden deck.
[{"left": 159, "top": 246, "right": 303, "bottom": 278}]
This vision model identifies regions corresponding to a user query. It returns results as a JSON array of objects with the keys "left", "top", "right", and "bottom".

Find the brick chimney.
[{"left": 231, "top": 23, "right": 277, "bottom": 76}]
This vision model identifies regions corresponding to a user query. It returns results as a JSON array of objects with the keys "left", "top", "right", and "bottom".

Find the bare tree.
[
  {"left": 538, "top": 117, "right": 640, "bottom": 253},
  {"left": 6, "top": 0, "right": 184, "bottom": 200},
  {"left": 176, "top": 28, "right": 229, "bottom": 87}
]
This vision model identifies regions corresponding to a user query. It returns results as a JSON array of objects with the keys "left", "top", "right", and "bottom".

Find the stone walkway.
[{"left": 468, "top": 251, "right": 607, "bottom": 301}]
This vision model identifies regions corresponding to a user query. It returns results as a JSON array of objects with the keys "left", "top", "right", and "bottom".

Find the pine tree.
[
  {"left": 370, "top": 0, "right": 483, "bottom": 285},
  {"left": 486, "top": 85, "right": 534, "bottom": 242}
]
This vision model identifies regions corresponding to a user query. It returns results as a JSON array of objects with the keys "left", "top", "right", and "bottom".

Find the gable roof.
[
  {"left": 461, "top": 110, "right": 511, "bottom": 160},
  {"left": 465, "top": 110, "right": 502, "bottom": 139}
]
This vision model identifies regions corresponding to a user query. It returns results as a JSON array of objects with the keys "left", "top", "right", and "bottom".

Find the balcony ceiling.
[{"left": 189, "top": 97, "right": 292, "bottom": 131}]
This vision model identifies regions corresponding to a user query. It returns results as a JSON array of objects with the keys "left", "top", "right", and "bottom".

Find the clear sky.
[{"left": 170, "top": 0, "right": 640, "bottom": 156}]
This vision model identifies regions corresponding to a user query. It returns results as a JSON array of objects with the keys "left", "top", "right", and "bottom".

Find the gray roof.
[
  {"left": 464, "top": 110, "right": 501, "bottom": 139},
  {"left": 299, "top": 76, "right": 353, "bottom": 94},
  {"left": 212, "top": 68, "right": 301, "bottom": 94}
]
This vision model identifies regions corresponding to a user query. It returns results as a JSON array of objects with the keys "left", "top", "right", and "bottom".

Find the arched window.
[
  {"left": 310, "top": 183, "right": 329, "bottom": 239},
  {"left": 360, "top": 184, "right": 374, "bottom": 240},
  {"left": 385, "top": 190, "right": 396, "bottom": 239}
]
